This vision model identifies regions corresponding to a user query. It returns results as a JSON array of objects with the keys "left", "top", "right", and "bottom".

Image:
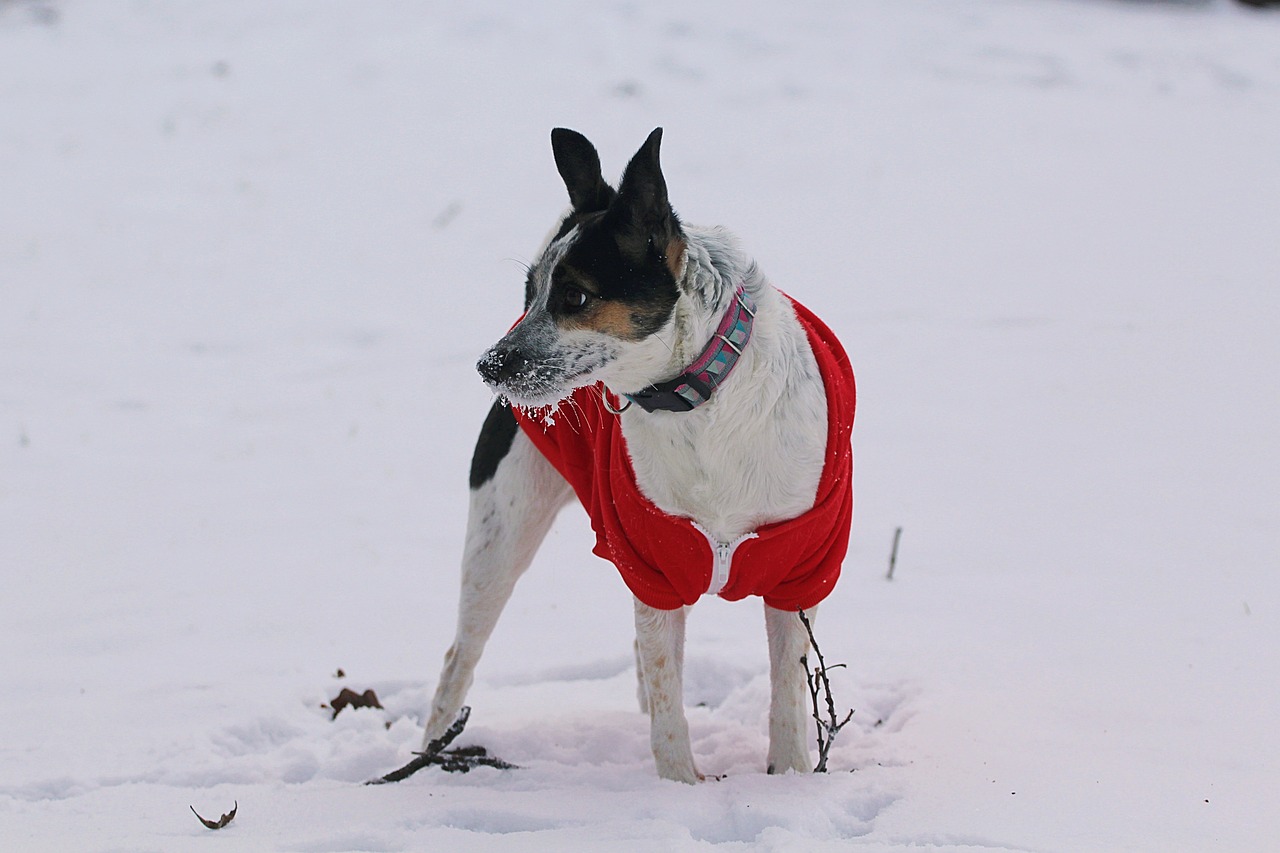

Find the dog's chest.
[{"left": 620, "top": 359, "right": 827, "bottom": 543}]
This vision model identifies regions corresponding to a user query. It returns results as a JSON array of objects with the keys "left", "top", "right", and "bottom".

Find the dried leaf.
[
  {"left": 190, "top": 801, "right": 237, "bottom": 830},
  {"left": 329, "top": 687, "right": 382, "bottom": 720}
]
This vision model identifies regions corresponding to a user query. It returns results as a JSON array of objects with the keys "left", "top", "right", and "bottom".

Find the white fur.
[
  {"left": 422, "top": 428, "right": 572, "bottom": 743},
  {"left": 615, "top": 227, "right": 827, "bottom": 543},
  {"left": 424, "top": 224, "right": 828, "bottom": 781}
]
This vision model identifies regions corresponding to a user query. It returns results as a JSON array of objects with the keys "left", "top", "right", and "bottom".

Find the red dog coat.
[{"left": 512, "top": 296, "right": 855, "bottom": 611}]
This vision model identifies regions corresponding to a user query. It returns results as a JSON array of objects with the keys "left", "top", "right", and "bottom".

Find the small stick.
[{"left": 886, "top": 526, "right": 903, "bottom": 580}]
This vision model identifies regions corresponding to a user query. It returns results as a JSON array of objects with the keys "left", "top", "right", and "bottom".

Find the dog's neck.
[
  {"left": 604, "top": 226, "right": 772, "bottom": 411},
  {"left": 605, "top": 227, "right": 829, "bottom": 541},
  {"left": 622, "top": 285, "right": 755, "bottom": 413}
]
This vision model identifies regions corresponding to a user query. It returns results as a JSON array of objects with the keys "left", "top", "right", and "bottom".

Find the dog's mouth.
[
  {"left": 490, "top": 374, "right": 586, "bottom": 410},
  {"left": 479, "top": 354, "right": 609, "bottom": 410}
]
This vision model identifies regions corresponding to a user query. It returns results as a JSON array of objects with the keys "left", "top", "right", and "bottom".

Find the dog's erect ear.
[
  {"left": 614, "top": 127, "right": 683, "bottom": 265},
  {"left": 551, "top": 128, "right": 616, "bottom": 215}
]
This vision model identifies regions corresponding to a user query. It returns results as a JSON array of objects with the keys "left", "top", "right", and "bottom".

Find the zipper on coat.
[{"left": 692, "top": 523, "right": 759, "bottom": 597}]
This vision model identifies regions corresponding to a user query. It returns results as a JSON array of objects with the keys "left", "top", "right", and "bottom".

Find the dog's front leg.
[
  {"left": 423, "top": 409, "right": 571, "bottom": 746},
  {"left": 633, "top": 598, "right": 701, "bottom": 783},
  {"left": 765, "top": 604, "right": 814, "bottom": 774}
]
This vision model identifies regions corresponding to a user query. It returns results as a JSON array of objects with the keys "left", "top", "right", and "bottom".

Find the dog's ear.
[
  {"left": 551, "top": 128, "right": 616, "bottom": 215},
  {"left": 614, "top": 127, "right": 683, "bottom": 266}
]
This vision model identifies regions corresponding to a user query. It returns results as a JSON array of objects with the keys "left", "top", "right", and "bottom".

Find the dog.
[{"left": 422, "top": 128, "right": 856, "bottom": 783}]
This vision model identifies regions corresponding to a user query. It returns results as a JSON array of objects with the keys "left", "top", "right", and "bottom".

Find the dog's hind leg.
[
  {"left": 634, "top": 599, "right": 700, "bottom": 783},
  {"left": 765, "top": 604, "right": 815, "bottom": 774},
  {"left": 422, "top": 402, "right": 572, "bottom": 746}
]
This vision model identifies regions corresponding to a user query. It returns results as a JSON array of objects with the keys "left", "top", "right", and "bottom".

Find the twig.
[
  {"left": 797, "top": 608, "right": 854, "bottom": 773},
  {"left": 886, "top": 526, "right": 903, "bottom": 581},
  {"left": 367, "top": 706, "right": 517, "bottom": 785},
  {"left": 433, "top": 745, "right": 517, "bottom": 774}
]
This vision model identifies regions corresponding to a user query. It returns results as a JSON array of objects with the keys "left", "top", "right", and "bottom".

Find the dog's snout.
[{"left": 477, "top": 344, "right": 527, "bottom": 385}]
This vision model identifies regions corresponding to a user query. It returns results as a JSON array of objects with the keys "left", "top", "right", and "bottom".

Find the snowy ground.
[{"left": 3, "top": 0, "right": 1279, "bottom": 850}]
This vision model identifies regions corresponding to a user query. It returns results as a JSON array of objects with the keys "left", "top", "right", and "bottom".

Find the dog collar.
[{"left": 623, "top": 286, "right": 756, "bottom": 413}]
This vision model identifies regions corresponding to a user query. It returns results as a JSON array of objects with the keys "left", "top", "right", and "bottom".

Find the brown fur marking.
[
  {"left": 664, "top": 237, "right": 686, "bottom": 280},
  {"left": 563, "top": 300, "right": 643, "bottom": 340}
]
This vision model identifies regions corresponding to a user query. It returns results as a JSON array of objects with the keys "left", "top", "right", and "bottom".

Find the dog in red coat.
[{"left": 422, "top": 128, "right": 855, "bottom": 782}]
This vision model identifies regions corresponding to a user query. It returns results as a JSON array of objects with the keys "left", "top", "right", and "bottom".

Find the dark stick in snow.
[
  {"left": 798, "top": 608, "right": 854, "bottom": 773},
  {"left": 887, "top": 526, "right": 903, "bottom": 580},
  {"left": 367, "top": 706, "right": 516, "bottom": 785}
]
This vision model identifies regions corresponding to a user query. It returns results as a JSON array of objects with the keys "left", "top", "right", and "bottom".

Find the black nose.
[{"left": 477, "top": 344, "right": 527, "bottom": 385}]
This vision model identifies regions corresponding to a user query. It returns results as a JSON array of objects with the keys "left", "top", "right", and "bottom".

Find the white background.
[{"left": 2, "top": 1, "right": 1278, "bottom": 850}]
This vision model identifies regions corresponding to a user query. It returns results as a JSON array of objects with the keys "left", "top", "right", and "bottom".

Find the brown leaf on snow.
[
  {"left": 329, "top": 687, "right": 382, "bottom": 720},
  {"left": 191, "top": 801, "right": 237, "bottom": 830}
]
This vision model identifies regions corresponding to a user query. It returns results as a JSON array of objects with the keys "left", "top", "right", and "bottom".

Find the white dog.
[{"left": 422, "top": 128, "right": 856, "bottom": 782}]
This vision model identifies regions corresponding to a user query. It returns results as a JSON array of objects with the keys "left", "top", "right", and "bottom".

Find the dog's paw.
[
  {"left": 765, "top": 748, "right": 813, "bottom": 776},
  {"left": 658, "top": 766, "right": 702, "bottom": 785},
  {"left": 653, "top": 753, "right": 702, "bottom": 785}
]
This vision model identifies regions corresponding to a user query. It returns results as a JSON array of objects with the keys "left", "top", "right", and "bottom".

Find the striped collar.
[{"left": 624, "top": 286, "right": 756, "bottom": 413}]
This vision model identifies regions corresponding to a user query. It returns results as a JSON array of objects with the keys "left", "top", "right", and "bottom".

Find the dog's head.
[{"left": 477, "top": 128, "right": 688, "bottom": 409}]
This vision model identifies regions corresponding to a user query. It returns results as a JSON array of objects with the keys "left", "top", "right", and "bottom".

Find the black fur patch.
[
  {"left": 550, "top": 218, "right": 679, "bottom": 339},
  {"left": 468, "top": 399, "right": 519, "bottom": 489},
  {"left": 539, "top": 127, "right": 683, "bottom": 340}
]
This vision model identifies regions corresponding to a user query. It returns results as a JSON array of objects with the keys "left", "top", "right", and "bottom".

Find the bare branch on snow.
[
  {"left": 367, "top": 706, "right": 516, "bottom": 785},
  {"left": 798, "top": 608, "right": 854, "bottom": 773}
]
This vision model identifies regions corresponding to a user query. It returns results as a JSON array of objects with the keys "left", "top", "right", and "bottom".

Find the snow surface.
[{"left": 3, "top": 0, "right": 1279, "bottom": 850}]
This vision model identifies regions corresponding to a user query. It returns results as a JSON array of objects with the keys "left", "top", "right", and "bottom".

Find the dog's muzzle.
[
  {"left": 477, "top": 343, "right": 527, "bottom": 386},
  {"left": 476, "top": 338, "right": 579, "bottom": 408}
]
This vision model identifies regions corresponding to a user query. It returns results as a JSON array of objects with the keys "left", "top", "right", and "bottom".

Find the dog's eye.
[{"left": 562, "top": 288, "right": 589, "bottom": 312}]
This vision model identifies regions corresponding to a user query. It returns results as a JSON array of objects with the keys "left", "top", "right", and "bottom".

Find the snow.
[{"left": 2, "top": 0, "right": 1279, "bottom": 850}]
